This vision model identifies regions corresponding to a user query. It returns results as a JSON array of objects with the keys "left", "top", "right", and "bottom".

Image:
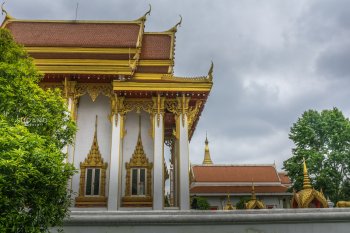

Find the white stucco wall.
[
  {"left": 71, "top": 95, "right": 112, "bottom": 202},
  {"left": 121, "top": 111, "right": 154, "bottom": 199}
]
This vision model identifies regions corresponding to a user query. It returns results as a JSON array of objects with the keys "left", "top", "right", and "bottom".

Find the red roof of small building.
[
  {"left": 190, "top": 185, "right": 289, "bottom": 194},
  {"left": 192, "top": 165, "right": 280, "bottom": 183},
  {"left": 190, "top": 165, "right": 292, "bottom": 195},
  {"left": 278, "top": 172, "right": 291, "bottom": 185},
  {"left": 6, "top": 21, "right": 141, "bottom": 48}
]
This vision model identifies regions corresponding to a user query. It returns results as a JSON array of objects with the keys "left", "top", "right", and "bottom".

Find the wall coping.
[{"left": 65, "top": 208, "right": 350, "bottom": 226}]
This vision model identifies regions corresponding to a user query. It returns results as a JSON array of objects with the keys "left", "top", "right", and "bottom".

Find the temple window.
[
  {"left": 122, "top": 114, "right": 153, "bottom": 207},
  {"left": 131, "top": 168, "right": 146, "bottom": 196},
  {"left": 85, "top": 168, "right": 101, "bottom": 196},
  {"left": 75, "top": 116, "right": 108, "bottom": 207}
]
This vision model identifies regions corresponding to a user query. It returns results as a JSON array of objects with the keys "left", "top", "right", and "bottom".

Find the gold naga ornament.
[{"left": 291, "top": 159, "right": 328, "bottom": 208}]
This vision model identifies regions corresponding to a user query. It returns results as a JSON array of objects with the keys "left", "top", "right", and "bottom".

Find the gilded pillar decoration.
[
  {"left": 152, "top": 94, "right": 165, "bottom": 127},
  {"left": 75, "top": 116, "right": 108, "bottom": 207}
]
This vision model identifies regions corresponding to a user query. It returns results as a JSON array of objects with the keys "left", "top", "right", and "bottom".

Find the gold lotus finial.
[{"left": 303, "top": 158, "right": 312, "bottom": 189}]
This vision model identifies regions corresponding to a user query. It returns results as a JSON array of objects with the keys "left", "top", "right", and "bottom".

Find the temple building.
[
  {"left": 2, "top": 8, "right": 213, "bottom": 210},
  {"left": 291, "top": 160, "right": 328, "bottom": 208},
  {"left": 190, "top": 138, "right": 292, "bottom": 209}
]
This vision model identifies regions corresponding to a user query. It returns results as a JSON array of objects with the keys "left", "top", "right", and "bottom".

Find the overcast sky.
[{"left": 3, "top": 0, "right": 350, "bottom": 170}]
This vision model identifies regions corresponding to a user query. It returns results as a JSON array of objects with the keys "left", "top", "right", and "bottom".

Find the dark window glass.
[
  {"left": 86, "top": 168, "right": 93, "bottom": 195},
  {"left": 132, "top": 169, "right": 138, "bottom": 195},
  {"left": 93, "top": 169, "right": 100, "bottom": 195},
  {"left": 140, "top": 169, "right": 145, "bottom": 195}
]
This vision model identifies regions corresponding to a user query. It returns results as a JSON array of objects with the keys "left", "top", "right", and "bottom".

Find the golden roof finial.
[
  {"left": 303, "top": 158, "right": 312, "bottom": 189},
  {"left": 251, "top": 180, "right": 256, "bottom": 200},
  {"left": 137, "top": 4, "right": 151, "bottom": 22},
  {"left": 202, "top": 133, "right": 213, "bottom": 165},
  {"left": 224, "top": 193, "right": 234, "bottom": 210},
  {"left": 1, "top": 1, "right": 13, "bottom": 20},
  {"left": 207, "top": 61, "right": 214, "bottom": 81},
  {"left": 167, "top": 15, "right": 182, "bottom": 33}
]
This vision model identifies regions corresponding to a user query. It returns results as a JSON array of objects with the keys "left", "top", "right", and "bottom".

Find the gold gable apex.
[{"left": 81, "top": 115, "right": 106, "bottom": 168}]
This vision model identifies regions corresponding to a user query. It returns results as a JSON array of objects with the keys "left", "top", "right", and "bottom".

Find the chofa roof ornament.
[
  {"left": 167, "top": 15, "right": 182, "bottom": 33},
  {"left": 137, "top": 4, "right": 151, "bottom": 22},
  {"left": 1, "top": 1, "right": 13, "bottom": 20}
]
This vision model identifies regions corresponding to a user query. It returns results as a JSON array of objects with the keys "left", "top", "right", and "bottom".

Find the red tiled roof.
[
  {"left": 190, "top": 185, "right": 289, "bottom": 194},
  {"left": 192, "top": 165, "right": 280, "bottom": 183},
  {"left": 140, "top": 34, "right": 171, "bottom": 59},
  {"left": 136, "top": 66, "right": 169, "bottom": 73},
  {"left": 278, "top": 172, "right": 291, "bottom": 185},
  {"left": 6, "top": 21, "right": 140, "bottom": 48}
]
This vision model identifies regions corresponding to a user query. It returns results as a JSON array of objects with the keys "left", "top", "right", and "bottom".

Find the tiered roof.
[{"left": 2, "top": 7, "right": 213, "bottom": 140}]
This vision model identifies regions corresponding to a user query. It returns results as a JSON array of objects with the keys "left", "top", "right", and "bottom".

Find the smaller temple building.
[{"left": 190, "top": 138, "right": 292, "bottom": 210}]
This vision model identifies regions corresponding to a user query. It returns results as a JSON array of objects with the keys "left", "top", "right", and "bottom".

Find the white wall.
[
  {"left": 121, "top": 111, "right": 154, "bottom": 198},
  {"left": 72, "top": 95, "right": 112, "bottom": 202},
  {"left": 200, "top": 195, "right": 291, "bottom": 209}
]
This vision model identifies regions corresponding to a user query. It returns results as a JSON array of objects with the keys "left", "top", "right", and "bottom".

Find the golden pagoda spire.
[
  {"left": 251, "top": 181, "right": 256, "bottom": 200},
  {"left": 303, "top": 158, "right": 312, "bottom": 189},
  {"left": 202, "top": 132, "right": 213, "bottom": 165},
  {"left": 224, "top": 193, "right": 234, "bottom": 210}
]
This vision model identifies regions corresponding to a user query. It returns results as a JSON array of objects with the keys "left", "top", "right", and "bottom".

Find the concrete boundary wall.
[{"left": 60, "top": 209, "right": 350, "bottom": 233}]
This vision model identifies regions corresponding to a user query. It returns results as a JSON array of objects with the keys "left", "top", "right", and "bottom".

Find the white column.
[
  {"left": 178, "top": 114, "right": 190, "bottom": 210},
  {"left": 153, "top": 113, "right": 164, "bottom": 210},
  {"left": 108, "top": 113, "right": 122, "bottom": 210},
  {"left": 64, "top": 97, "right": 74, "bottom": 161}
]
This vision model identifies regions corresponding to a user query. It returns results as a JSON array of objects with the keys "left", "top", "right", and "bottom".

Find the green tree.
[
  {"left": 235, "top": 197, "right": 250, "bottom": 209},
  {"left": 196, "top": 197, "right": 210, "bottom": 210},
  {"left": 0, "top": 29, "right": 76, "bottom": 232},
  {"left": 283, "top": 108, "right": 350, "bottom": 203}
]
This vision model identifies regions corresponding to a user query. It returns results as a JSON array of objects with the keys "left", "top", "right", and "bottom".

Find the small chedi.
[
  {"left": 223, "top": 194, "right": 235, "bottom": 210},
  {"left": 245, "top": 183, "right": 266, "bottom": 209},
  {"left": 291, "top": 159, "right": 328, "bottom": 208}
]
